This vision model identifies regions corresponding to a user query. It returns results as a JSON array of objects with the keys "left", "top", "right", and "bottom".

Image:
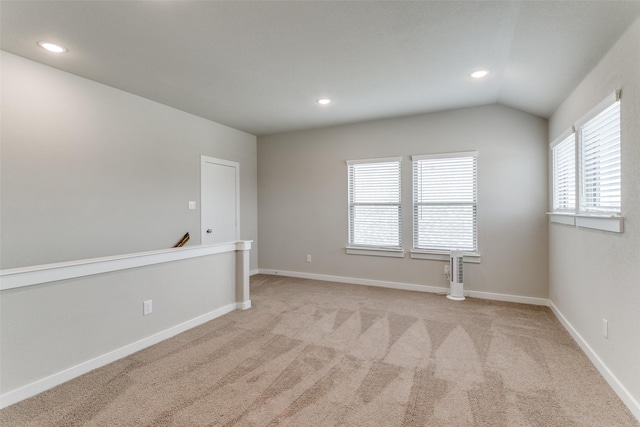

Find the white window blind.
[
  {"left": 412, "top": 153, "right": 477, "bottom": 252},
  {"left": 579, "top": 100, "right": 621, "bottom": 214},
  {"left": 551, "top": 133, "right": 576, "bottom": 212},
  {"left": 347, "top": 158, "right": 401, "bottom": 248}
]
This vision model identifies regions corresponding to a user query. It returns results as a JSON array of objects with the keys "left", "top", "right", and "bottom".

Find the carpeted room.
[
  {"left": 1, "top": 275, "right": 637, "bottom": 425},
  {"left": 1, "top": 1, "right": 640, "bottom": 425}
]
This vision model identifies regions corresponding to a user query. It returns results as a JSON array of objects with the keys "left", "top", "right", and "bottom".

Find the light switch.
[{"left": 188, "top": 201, "right": 196, "bottom": 210}]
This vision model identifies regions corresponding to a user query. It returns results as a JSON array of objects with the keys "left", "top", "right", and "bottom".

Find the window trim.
[
  {"left": 574, "top": 91, "right": 620, "bottom": 129},
  {"left": 345, "top": 246, "right": 405, "bottom": 258},
  {"left": 548, "top": 212, "right": 623, "bottom": 233},
  {"left": 578, "top": 98, "right": 621, "bottom": 215},
  {"left": 346, "top": 157, "right": 403, "bottom": 253},
  {"left": 548, "top": 90, "right": 623, "bottom": 233},
  {"left": 410, "top": 250, "right": 481, "bottom": 263},
  {"left": 412, "top": 150, "right": 478, "bottom": 162},
  {"left": 411, "top": 151, "right": 479, "bottom": 254},
  {"left": 550, "top": 129, "right": 577, "bottom": 213},
  {"left": 346, "top": 156, "right": 402, "bottom": 166}
]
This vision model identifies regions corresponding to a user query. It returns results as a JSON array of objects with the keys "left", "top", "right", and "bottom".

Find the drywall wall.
[
  {"left": 0, "top": 250, "right": 236, "bottom": 397},
  {"left": 548, "top": 17, "right": 640, "bottom": 408},
  {"left": 258, "top": 104, "right": 548, "bottom": 298},
  {"left": 0, "top": 51, "right": 258, "bottom": 270}
]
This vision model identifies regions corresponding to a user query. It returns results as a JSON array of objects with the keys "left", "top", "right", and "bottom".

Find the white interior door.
[{"left": 201, "top": 156, "right": 239, "bottom": 245}]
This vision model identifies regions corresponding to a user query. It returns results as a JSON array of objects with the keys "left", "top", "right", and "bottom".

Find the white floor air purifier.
[{"left": 447, "top": 250, "right": 465, "bottom": 301}]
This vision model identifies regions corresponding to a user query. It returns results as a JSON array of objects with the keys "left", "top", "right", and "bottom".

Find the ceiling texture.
[{"left": 2, "top": 1, "right": 640, "bottom": 136}]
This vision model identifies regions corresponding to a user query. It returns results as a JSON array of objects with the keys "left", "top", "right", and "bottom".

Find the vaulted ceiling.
[{"left": 2, "top": 1, "right": 639, "bottom": 136}]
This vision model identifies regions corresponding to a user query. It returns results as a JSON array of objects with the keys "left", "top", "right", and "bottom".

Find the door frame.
[{"left": 200, "top": 155, "right": 240, "bottom": 244}]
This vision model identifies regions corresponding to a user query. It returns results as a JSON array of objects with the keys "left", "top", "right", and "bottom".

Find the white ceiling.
[{"left": 2, "top": 1, "right": 639, "bottom": 136}]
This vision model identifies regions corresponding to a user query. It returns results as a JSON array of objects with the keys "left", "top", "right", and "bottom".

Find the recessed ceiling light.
[
  {"left": 38, "top": 41, "right": 67, "bottom": 53},
  {"left": 317, "top": 98, "right": 332, "bottom": 105},
  {"left": 470, "top": 70, "right": 489, "bottom": 79}
]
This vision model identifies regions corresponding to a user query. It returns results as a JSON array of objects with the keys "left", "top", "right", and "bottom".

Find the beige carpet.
[{"left": 1, "top": 274, "right": 637, "bottom": 426}]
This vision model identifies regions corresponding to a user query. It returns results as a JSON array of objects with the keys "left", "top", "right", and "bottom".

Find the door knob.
[{"left": 206, "top": 229, "right": 213, "bottom": 234}]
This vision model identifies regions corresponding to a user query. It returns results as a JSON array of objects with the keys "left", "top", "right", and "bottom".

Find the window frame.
[
  {"left": 548, "top": 91, "right": 623, "bottom": 233},
  {"left": 346, "top": 157, "right": 404, "bottom": 257},
  {"left": 411, "top": 151, "right": 479, "bottom": 261},
  {"left": 578, "top": 100, "right": 621, "bottom": 215},
  {"left": 551, "top": 130, "right": 577, "bottom": 213}
]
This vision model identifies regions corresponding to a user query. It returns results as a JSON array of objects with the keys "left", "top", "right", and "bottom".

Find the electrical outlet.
[
  {"left": 602, "top": 319, "right": 608, "bottom": 338},
  {"left": 444, "top": 265, "right": 450, "bottom": 275},
  {"left": 143, "top": 300, "right": 153, "bottom": 316},
  {"left": 306, "top": 254, "right": 312, "bottom": 263},
  {"left": 188, "top": 201, "right": 196, "bottom": 210}
]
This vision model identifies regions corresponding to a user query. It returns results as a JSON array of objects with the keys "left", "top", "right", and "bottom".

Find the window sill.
[
  {"left": 345, "top": 246, "right": 405, "bottom": 258},
  {"left": 410, "top": 250, "right": 481, "bottom": 263},
  {"left": 547, "top": 213, "right": 624, "bottom": 233}
]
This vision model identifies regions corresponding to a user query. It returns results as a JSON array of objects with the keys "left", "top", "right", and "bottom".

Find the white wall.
[
  {"left": 0, "top": 51, "right": 258, "bottom": 271},
  {"left": 548, "top": 17, "right": 640, "bottom": 410},
  {"left": 0, "top": 250, "right": 238, "bottom": 399},
  {"left": 258, "top": 104, "right": 549, "bottom": 298}
]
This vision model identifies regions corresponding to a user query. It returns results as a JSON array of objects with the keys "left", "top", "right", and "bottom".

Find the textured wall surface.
[
  {"left": 0, "top": 52, "right": 258, "bottom": 270},
  {"left": 548, "top": 17, "right": 640, "bottom": 405},
  {"left": 0, "top": 252, "right": 236, "bottom": 394},
  {"left": 258, "top": 104, "right": 548, "bottom": 298}
]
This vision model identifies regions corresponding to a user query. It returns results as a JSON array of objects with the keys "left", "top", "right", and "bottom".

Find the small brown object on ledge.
[{"left": 174, "top": 232, "right": 190, "bottom": 248}]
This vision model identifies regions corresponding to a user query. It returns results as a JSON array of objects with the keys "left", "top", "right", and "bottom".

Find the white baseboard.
[
  {"left": 467, "top": 290, "right": 549, "bottom": 306},
  {"left": 0, "top": 303, "right": 237, "bottom": 410},
  {"left": 250, "top": 269, "right": 260, "bottom": 276},
  {"left": 236, "top": 300, "right": 252, "bottom": 310},
  {"left": 548, "top": 301, "right": 640, "bottom": 421},
  {"left": 258, "top": 269, "right": 548, "bottom": 306},
  {"left": 259, "top": 269, "right": 448, "bottom": 294}
]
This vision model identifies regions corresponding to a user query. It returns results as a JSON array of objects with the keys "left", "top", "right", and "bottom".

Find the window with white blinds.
[
  {"left": 551, "top": 133, "right": 576, "bottom": 212},
  {"left": 548, "top": 92, "right": 622, "bottom": 232},
  {"left": 579, "top": 100, "right": 621, "bottom": 214},
  {"left": 412, "top": 152, "right": 477, "bottom": 252},
  {"left": 347, "top": 158, "right": 401, "bottom": 248}
]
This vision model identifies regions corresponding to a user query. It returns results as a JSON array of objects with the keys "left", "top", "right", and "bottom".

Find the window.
[
  {"left": 347, "top": 158, "right": 401, "bottom": 250},
  {"left": 551, "top": 133, "right": 576, "bottom": 212},
  {"left": 579, "top": 100, "right": 621, "bottom": 214},
  {"left": 548, "top": 91, "right": 622, "bottom": 232},
  {"left": 412, "top": 152, "right": 477, "bottom": 252}
]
